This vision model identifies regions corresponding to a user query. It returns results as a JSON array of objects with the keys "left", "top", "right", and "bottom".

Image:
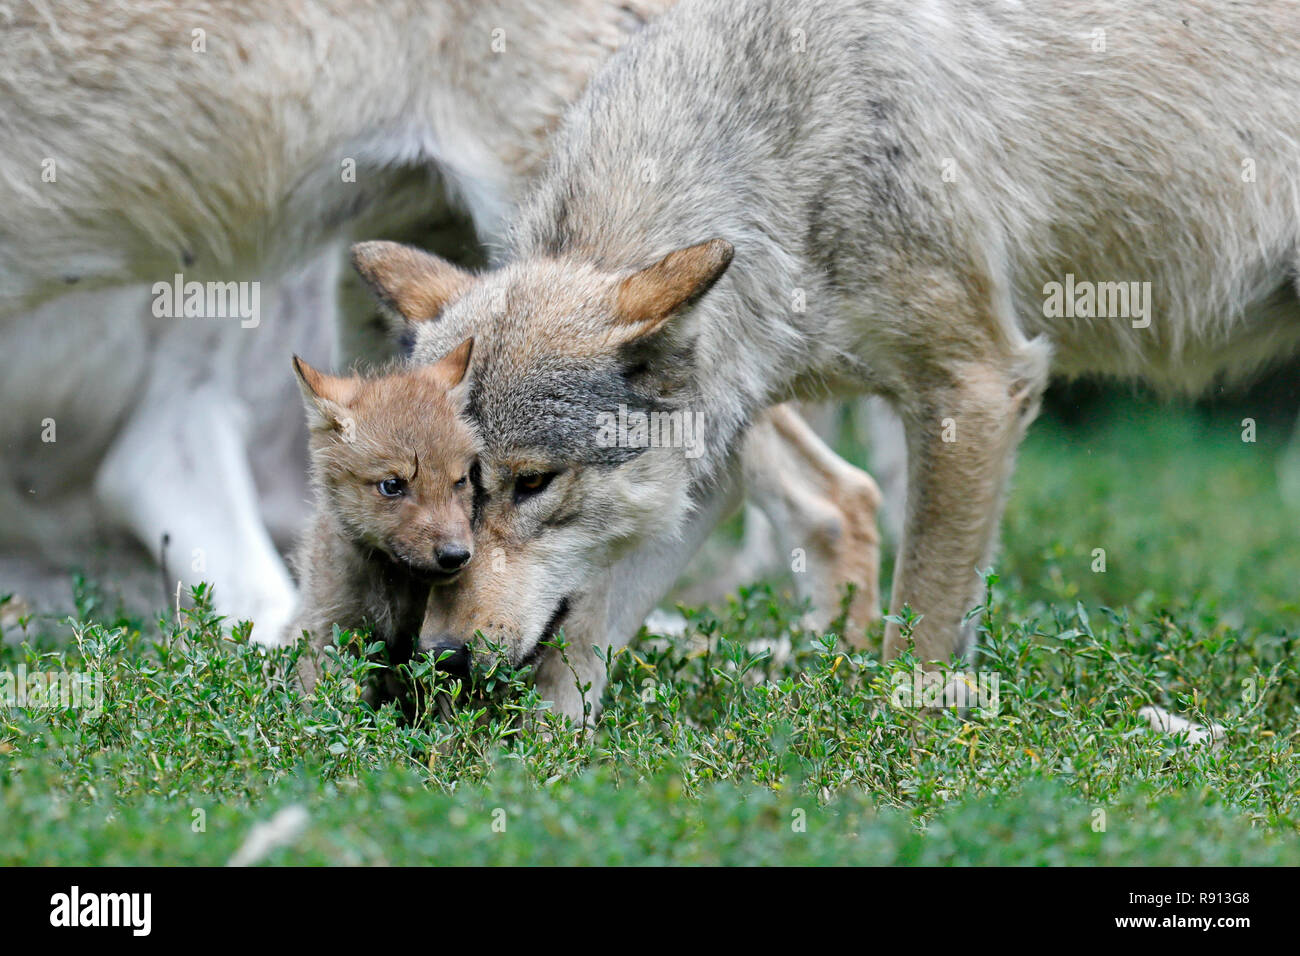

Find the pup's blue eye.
[
  {"left": 377, "top": 477, "right": 407, "bottom": 497},
  {"left": 454, "top": 474, "right": 468, "bottom": 488}
]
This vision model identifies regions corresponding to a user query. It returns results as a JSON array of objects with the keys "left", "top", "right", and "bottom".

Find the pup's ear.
[
  {"left": 350, "top": 240, "right": 475, "bottom": 323},
  {"left": 613, "top": 238, "right": 733, "bottom": 341},
  {"left": 292, "top": 356, "right": 357, "bottom": 432},
  {"left": 420, "top": 337, "right": 475, "bottom": 392}
]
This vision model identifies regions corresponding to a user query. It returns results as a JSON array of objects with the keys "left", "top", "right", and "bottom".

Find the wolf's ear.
[
  {"left": 350, "top": 241, "right": 475, "bottom": 323},
  {"left": 613, "top": 238, "right": 734, "bottom": 341},
  {"left": 292, "top": 356, "right": 357, "bottom": 432},
  {"left": 420, "top": 337, "right": 475, "bottom": 393}
]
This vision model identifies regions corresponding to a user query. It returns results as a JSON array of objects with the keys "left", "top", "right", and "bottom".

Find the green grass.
[{"left": 2, "top": 396, "right": 1298, "bottom": 865}]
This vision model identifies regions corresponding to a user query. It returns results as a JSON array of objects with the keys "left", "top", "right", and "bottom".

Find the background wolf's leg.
[
  {"left": 862, "top": 396, "right": 909, "bottom": 543},
  {"left": 94, "top": 378, "right": 297, "bottom": 645},
  {"left": 741, "top": 404, "right": 882, "bottom": 640},
  {"left": 884, "top": 360, "right": 1046, "bottom": 665}
]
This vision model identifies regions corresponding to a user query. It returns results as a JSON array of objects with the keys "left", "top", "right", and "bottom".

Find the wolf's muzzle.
[{"left": 426, "top": 640, "right": 471, "bottom": 680}]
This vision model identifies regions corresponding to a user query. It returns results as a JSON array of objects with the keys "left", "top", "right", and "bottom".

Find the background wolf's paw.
[{"left": 1139, "top": 704, "right": 1225, "bottom": 749}]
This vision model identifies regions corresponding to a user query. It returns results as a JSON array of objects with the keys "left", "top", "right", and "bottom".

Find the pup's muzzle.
[{"left": 434, "top": 544, "right": 471, "bottom": 573}]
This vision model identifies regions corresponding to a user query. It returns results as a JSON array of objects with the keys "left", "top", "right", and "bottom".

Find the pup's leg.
[
  {"left": 287, "top": 515, "right": 347, "bottom": 694},
  {"left": 743, "top": 404, "right": 882, "bottom": 641},
  {"left": 290, "top": 522, "right": 428, "bottom": 697},
  {"left": 94, "top": 379, "right": 297, "bottom": 645},
  {"left": 884, "top": 354, "right": 1046, "bottom": 665}
]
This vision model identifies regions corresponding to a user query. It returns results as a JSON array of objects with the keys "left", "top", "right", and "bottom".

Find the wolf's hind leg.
[{"left": 885, "top": 352, "right": 1047, "bottom": 665}]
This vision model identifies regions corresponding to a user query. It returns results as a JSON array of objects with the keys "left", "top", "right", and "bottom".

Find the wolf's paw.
[
  {"left": 0, "top": 593, "right": 35, "bottom": 641},
  {"left": 244, "top": 594, "right": 298, "bottom": 649},
  {"left": 1138, "top": 704, "right": 1225, "bottom": 748}
]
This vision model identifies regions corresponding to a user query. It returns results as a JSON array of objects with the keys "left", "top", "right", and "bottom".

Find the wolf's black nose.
[
  {"left": 434, "top": 544, "right": 471, "bottom": 571},
  {"left": 427, "top": 640, "right": 470, "bottom": 678}
]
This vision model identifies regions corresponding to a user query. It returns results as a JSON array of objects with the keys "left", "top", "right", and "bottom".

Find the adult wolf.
[
  {"left": 0, "top": 0, "right": 877, "bottom": 639},
  {"left": 355, "top": 0, "right": 1300, "bottom": 719}
]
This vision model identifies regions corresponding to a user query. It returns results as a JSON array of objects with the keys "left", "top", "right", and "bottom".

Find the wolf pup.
[
  {"left": 288, "top": 339, "right": 477, "bottom": 694},
  {"left": 357, "top": 0, "right": 1300, "bottom": 721}
]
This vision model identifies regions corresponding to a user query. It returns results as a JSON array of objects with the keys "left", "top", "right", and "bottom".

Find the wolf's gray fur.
[
  {"left": 468, "top": 358, "right": 670, "bottom": 468},
  {"left": 401, "top": 0, "right": 1300, "bottom": 716}
]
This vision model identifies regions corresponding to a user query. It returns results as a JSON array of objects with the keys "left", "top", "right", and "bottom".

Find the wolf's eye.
[
  {"left": 454, "top": 474, "right": 469, "bottom": 489},
  {"left": 377, "top": 477, "right": 407, "bottom": 498},
  {"left": 513, "top": 471, "right": 557, "bottom": 503}
]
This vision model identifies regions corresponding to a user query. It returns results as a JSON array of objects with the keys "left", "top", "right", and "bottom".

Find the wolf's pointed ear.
[
  {"left": 613, "top": 238, "right": 733, "bottom": 340},
  {"left": 420, "top": 337, "right": 475, "bottom": 392},
  {"left": 350, "top": 240, "right": 475, "bottom": 323},
  {"left": 292, "top": 356, "right": 357, "bottom": 432}
]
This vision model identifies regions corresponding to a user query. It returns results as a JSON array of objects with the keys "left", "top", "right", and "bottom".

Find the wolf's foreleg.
[
  {"left": 884, "top": 359, "right": 1045, "bottom": 665},
  {"left": 94, "top": 380, "right": 297, "bottom": 645}
]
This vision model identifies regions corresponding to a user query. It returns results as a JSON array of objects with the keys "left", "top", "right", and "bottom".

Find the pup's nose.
[
  {"left": 434, "top": 544, "right": 471, "bottom": 572},
  {"left": 427, "top": 640, "right": 470, "bottom": 679}
]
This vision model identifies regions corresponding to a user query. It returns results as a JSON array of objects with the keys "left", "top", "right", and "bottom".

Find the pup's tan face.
[{"left": 294, "top": 340, "right": 480, "bottom": 579}]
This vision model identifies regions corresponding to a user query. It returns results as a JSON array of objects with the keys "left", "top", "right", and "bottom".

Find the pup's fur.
[
  {"left": 289, "top": 340, "right": 477, "bottom": 691},
  {"left": 359, "top": 0, "right": 1300, "bottom": 720},
  {"left": 0, "top": 0, "right": 878, "bottom": 645}
]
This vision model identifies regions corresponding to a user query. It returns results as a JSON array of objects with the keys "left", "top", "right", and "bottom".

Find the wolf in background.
[{"left": 0, "top": 0, "right": 879, "bottom": 640}]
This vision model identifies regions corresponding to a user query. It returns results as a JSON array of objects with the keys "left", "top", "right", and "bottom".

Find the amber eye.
[
  {"left": 513, "top": 471, "right": 557, "bottom": 503},
  {"left": 377, "top": 477, "right": 407, "bottom": 498}
]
